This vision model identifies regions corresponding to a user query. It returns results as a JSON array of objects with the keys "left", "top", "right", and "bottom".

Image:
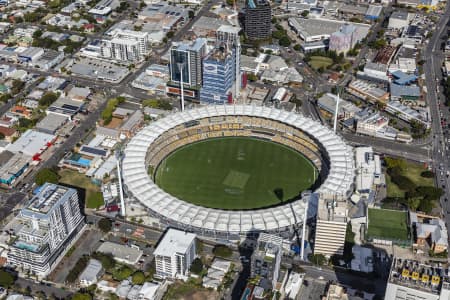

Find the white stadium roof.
[{"left": 122, "top": 105, "right": 354, "bottom": 234}]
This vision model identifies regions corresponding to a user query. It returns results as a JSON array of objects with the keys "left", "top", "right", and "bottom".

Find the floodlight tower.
[
  {"left": 177, "top": 62, "right": 185, "bottom": 111},
  {"left": 300, "top": 197, "right": 309, "bottom": 261},
  {"left": 116, "top": 150, "right": 126, "bottom": 217},
  {"left": 333, "top": 92, "right": 340, "bottom": 133}
]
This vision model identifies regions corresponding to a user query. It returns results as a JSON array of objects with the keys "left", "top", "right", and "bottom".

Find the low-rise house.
[
  {"left": 79, "top": 259, "right": 103, "bottom": 287},
  {"left": 10, "top": 105, "right": 32, "bottom": 119},
  {"left": 97, "top": 242, "right": 143, "bottom": 265},
  {"left": 0, "top": 126, "right": 18, "bottom": 141},
  {"left": 36, "top": 113, "right": 69, "bottom": 135}
]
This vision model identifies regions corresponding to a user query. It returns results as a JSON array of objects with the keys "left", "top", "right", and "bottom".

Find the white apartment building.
[
  {"left": 7, "top": 183, "right": 85, "bottom": 277},
  {"left": 154, "top": 229, "right": 196, "bottom": 280},
  {"left": 101, "top": 30, "right": 149, "bottom": 62}
]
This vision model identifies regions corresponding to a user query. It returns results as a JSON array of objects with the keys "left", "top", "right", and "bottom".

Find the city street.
[{"left": 422, "top": 0, "right": 450, "bottom": 251}]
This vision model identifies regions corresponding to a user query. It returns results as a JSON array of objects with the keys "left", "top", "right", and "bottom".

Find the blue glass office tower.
[{"left": 200, "top": 46, "right": 236, "bottom": 104}]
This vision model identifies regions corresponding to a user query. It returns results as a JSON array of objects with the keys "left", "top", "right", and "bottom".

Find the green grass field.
[
  {"left": 155, "top": 137, "right": 317, "bottom": 210},
  {"left": 309, "top": 56, "right": 333, "bottom": 70},
  {"left": 367, "top": 208, "right": 408, "bottom": 241},
  {"left": 59, "top": 169, "right": 104, "bottom": 209}
]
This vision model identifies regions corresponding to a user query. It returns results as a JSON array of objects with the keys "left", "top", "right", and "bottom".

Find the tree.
[
  {"left": 0, "top": 133, "right": 5, "bottom": 140},
  {"left": 190, "top": 258, "right": 203, "bottom": 274},
  {"left": 293, "top": 44, "right": 301, "bottom": 51},
  {"left": 67, "top": 255, "right": 89, "bottom": 283},
  {"left": 35, "top": 168, "right": 59, "bottom": 186},
  {"left": 278, "top": 36, "right": 291, "bottom": 47},
  {"left": 39, "top": 91, "right": 58, "bottom": 107},
  {"left": 407, "top": 197, "right": 421, "bottom": 211},
  {"left": 213, "top": 245, "right": 232, "bottom": 258},
  {"left": 0, "top": 269, "right": 15, "bottom": 288},
  {"left": 301, "top": 10, "right": 309, "bottom": 17},
  {"left": 113, "top": 265, "right": 134, "bottom": 281},
  {"left": 92, "top": 252, "right": 115, "bottom": 271},
  {"left": 131, "top": 271, "right": 145, "bottom": 285},
  {"left": 11, "top": 79, "right": 25, "bottom": 95},
  {"left": 166, "top": 31, "right": 174, "bottom": 39},
  {"left": 24, "top": 12, "right": 41, "bottom": 23},
  {"left": 98, "top": 218, "right": 112, "bottom": 233},
  {"left": 33, "top": 29, "right": 43, "bottom": 39},
  {"left": 0, "top": 94, "right": 11, "bottom": 103},
  {"left": 385, "top": 157, "right": 406, "bottom": 170},
  {"left": 247, "top": 73, "right": 258, "bottom": 82},
  {"left": 188, "top": 10, "right": 195, "bottom": 18},
  {"left": 368, "top": 39, "right": 386, "bottom": 50},
  {"left": 416, "top": 186, "right": 444, "bottom": 201},
  {"left": 48, "top": 0, "right": 61, "bottom": 8},
  {"left": 421, "top": 170, "right": 435, "bottom": 178}
]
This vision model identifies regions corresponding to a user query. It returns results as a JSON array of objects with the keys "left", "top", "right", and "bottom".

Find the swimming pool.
[
  {"left": 15, "top": 241, "right": 38, "bottom": 252},
  {"left": 77, "top": 157, "right": 91, "bottom": 167}
]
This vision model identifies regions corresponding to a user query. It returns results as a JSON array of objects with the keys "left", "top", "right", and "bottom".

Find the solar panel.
[
  {"left": 80, "top": 146, "right": 107, "bottom": 156},
  {"left": 61, "top": 104, "right": 80, "bottom": 111}
]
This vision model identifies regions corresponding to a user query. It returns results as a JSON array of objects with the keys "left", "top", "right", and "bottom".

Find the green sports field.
[
  {"left": 367, "top": 208, "right": 408, "bottom": 241},
  {"left": 154, "top": 137, "right": 318, "bottom": 210}
]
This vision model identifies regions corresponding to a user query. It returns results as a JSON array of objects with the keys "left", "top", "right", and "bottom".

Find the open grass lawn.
[
  {"left": 163, "top": 280, "right": 218, "bottom": 300},
  {"left": 155, "top": 137, "right": 317, "bottom": 210},
  {"left": 367, "top": 208, "right": 408, "bottom": 241},
  {"left": 386, "top": 160, "right": 434, "bottom": 198},
  {"left": 58, "top": 169, "right": 104, "bottom": 209},
  {"left": 309, "top": 56, "right": 333, "bottom": 70}
]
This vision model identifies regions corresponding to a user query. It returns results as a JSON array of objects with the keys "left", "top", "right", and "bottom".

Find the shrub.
[
  {"left": 113, "top": 265, "right": 134, "bottom": 281},
  {"left": 92, "top": 252, "right": 115, "bottom": 271},
  {"left": 98, "top": 218, "right": 112, "bottom": 233},
  {"left": 420, "top": 170, "right": 435, "bottom": 178},
  {"left": 66, "top": 255, "right": 89, "bottom": 283},
  {"left": 213, "top": 245, "right": 232, "bottom": 258},
  {"left": 190, "top": 258, "right": 203, "bottom": 275},
  {"left": 0, "top": 269, "right": 15, "bottom": 288},
  {"left": 131, "top": 271, "right": 145, "bottom": 285}
]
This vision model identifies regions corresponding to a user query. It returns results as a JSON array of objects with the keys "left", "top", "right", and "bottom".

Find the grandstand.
[{"left": 122, "top": 105, "right": 354, "bottom": 237}]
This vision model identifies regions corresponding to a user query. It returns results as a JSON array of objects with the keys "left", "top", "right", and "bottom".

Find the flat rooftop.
[
  {"left": 289, "top": 17, "right": 370, "bottom": 39},
  {"left": 388, "top": 258, "right": 449, "bottom": 294},
  {"left": 154, "top": 228, "right": 196, "bottom": 257},
  {"left": 26, "top": 183, "right": 73, "bottom": 214},
  {"left": 97, "top": 241, "right": 143, "bottom": 264}
]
